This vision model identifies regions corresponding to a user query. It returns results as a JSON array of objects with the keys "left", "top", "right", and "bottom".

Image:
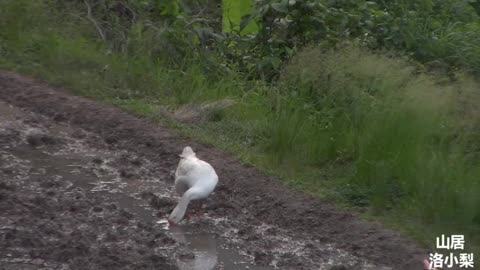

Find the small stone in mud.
[
  {"left": 26, "top": 134, "right": 57, "bottom": 147},
  {"left": 350, "top": 243, "right": 361, "bottom": 251},
  {"left": 119, "top": 169, "right": 135, "bottom": 179},
  {"left": 265, "top": 227, "right": 279, "bottom": 235},
  {"left": 237, "top": 226, "right": 252, "bottom": 236},
  {"left": 0, "top": 182, "right": 14, "bottom": 190},
  {"left": 136, "top": 222, "right": 151, "bottom": 231},
  {"left": 1, "top": 167, "right": 13, "bottom": 175},
  {"left": 139, "top": 191, "right": 154, "bottom": 199},
  {"left": 23, "top": 117, "right": 39, "bottom": 125},
  {"left": 40, "top": 179, "right": 60, "bottom": 188},
  {"left": 146, "top": 239, "right": 157, "bottom": 248},
  {"left": 53, "top": 113, "right": 67, "bottom": 122},
  {"left": 92, "top": 157, "right": 103, "bottom": 164},
  {"left": 246, "top": 234, "right": 260, "bottom": 241},
  {"left": 26, "top": 134, "right": 43, "bottom": 147},
  {"left": 254, "top": 250, "right": 273, "bottom": 266},
  {"left": 105, "top": 135, "right": 118, "bottom": 144},
  {"left": 318, "top": 235, "right": 329, "bottom": 242},
  {"left": 178, "top": 251, "right": 195, "bottom": 261},
  {"left": 156, "top": 234, "right": 176, "bottom": 245},
  {"left": 131, "top": 158, "right": 142, "bottom": 166},
  {"left": 71, "top": 130, "right": 87, "bottom": 139},
  {"left": 31, "top": 258, "right": 45, "bottom": 265},
  {"left": 106, "top": 203, "right": 118, "bottom": 211},
  {"left": 149, "top": 196, "right": 174, "bottom": 210},
  {"left": 149, "top": 255, "right": 168, "bottom": 264},
  {"left": 105, "top": 232, "right": 117, "bottom": 242},
  {"left": 119, "top": 209, "right": 134, "bottom": 219},
  {"left": 31, "top": 195, "right": 47, "bottom": 206}
]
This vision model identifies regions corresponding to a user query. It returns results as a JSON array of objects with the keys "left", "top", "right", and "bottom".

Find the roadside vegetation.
[{"left": 1, "top": 0, "right": 479, "bottom": 254}]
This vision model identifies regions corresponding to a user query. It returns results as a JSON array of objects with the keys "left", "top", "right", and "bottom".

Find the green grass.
[{"left": 1, "top": 0, "right": 479, "bottom": 257}]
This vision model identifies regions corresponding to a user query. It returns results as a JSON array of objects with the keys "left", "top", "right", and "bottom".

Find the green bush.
[
  {"left": 278, "top": 45, "right": 480, "bottom": 241},
  {"left": 225, "top": 0, "right": 480, "bottom": 78}
]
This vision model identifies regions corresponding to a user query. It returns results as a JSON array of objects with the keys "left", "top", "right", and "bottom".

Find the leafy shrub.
[{"left": 224, "top": 0, "right": 480, "bottom": 79}]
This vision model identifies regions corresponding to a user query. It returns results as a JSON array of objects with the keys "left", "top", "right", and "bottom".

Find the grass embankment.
[{"left": 1, "top": 0, "right": 479, "bottom": 255}]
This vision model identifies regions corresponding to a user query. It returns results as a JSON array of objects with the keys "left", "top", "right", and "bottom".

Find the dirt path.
[{"left": 0, "top": 71, "right": 428, "bottom": 270}]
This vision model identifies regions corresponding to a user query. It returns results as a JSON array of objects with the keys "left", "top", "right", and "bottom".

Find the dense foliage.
[
  {"left": 223, "top": 0, "right": 480, "bottom": 79},
  {"left": 12, "top": 0, "right": 478, "bottom": 80}
]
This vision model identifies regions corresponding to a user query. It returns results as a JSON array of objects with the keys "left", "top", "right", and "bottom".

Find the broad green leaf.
[
  {"left": 240, "top": 12, "right": 259, "bottom": 32},
  {"left": 222, "top": 0, "right": 258, "bottom": 34}
]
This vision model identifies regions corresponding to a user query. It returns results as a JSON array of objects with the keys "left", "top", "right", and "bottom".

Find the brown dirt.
[{"left": 0, "top": 71, "right": 429, "bottom": 269}]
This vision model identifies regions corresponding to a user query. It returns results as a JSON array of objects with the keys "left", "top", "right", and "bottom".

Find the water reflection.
[{"left": 169, "top": 225, "right": 218, "bottom": 270}]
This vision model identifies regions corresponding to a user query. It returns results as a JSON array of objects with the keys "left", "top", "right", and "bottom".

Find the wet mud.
[{"left": 0, "top": 71, "right": 427, "bottom": 269}]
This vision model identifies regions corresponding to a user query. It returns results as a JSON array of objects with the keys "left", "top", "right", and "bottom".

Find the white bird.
[{"left": 168, "top": 146, "right": 218, "bottom": 225}]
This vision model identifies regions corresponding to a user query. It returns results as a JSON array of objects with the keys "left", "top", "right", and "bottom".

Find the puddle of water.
[
  {"left": 7, "top": 141, "right": 270, "bottom": 270},
  {"left": 86, "top": 187, "right": 271, "bottom": 270},
  {"left": 165, "top": 222, "right": 272, "bottom": 270}
]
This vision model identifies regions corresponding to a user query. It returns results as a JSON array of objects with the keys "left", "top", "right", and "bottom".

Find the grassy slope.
[{"left": 1, "top": 0, "right": 479, "bottom": 257}]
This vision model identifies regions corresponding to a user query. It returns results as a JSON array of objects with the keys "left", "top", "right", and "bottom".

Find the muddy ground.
[{"left": 0, "top": 71, "right": 428, "bottom": 270}]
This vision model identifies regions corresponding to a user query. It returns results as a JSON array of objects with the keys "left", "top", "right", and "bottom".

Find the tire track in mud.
[{"left": 0, "top": 71, "right": 427, "bottom": 269}]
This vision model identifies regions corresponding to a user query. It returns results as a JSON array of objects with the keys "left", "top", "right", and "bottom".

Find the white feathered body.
[
  {"left": 168, "top": 147, "right": 218, "bottom": 224},
  {"left": 175, "top": 158, "right": 218, "bottom": 194}
]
